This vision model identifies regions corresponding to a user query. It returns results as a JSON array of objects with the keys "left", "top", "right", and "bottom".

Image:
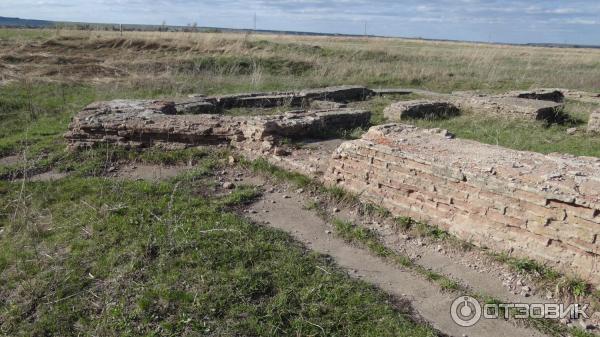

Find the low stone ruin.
[
  {"left": 501, "top": 88, "right": 600, "bottom": 105},
  {"left": 380, "top": 90, "right": 568, "bottom": 123},
  {"left": 588, "top": 111, "right": 600, "bottom": 133},
  {"left": 175, "top": 86, "right": 582, "bottom": 124},
  {"left": 299, "top": 85, "right": 373, "bottom": 102},
  {"left": 558, "top": 89, "right": 600, "bottom": 105},
  {"left": 503, "top": 89, "right": 565, "bottom": 103},
  {"left": 175, "top": 85, "right": 374, "bottom": 114},
  {"left": 64, "top": 99, "right": 371, "bottom": 152},
  {"left": 324, "top": 124, "right": 600, "bottom": 283},
  {"left": 384, "top": 100, "right": 460, "bottom": 121},
  {"left": 451, "top": 93, "right": 567, "bottom": 122}
]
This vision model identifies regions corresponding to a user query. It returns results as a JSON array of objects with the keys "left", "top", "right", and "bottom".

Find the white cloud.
[{"left": 0, "top": 0, "right": 599, "bottom": 44}]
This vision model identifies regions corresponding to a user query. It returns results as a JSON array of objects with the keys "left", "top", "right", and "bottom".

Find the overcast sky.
[{"left": 2, "top": 0, "right": 600, "bottom": 44}]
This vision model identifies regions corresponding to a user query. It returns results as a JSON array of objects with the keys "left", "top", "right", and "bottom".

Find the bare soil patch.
[
  {"left": 109, "top": 164, "right": 192, "bottom": 181},
  {"left": 29, "top": 170, "right": 68, "bottom": 182},
  {"left": 0, "top": 154, "right": 22, "bottom": 166}
]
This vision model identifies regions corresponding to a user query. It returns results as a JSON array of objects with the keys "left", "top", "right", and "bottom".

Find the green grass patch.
[
  {"left": 218, "top": 185, "right": 262, "bottom": 207},
  {"left": 332, "top": 218, "right": 465, "bottom": 293},
  {"left": 245, "top": 158, "right": 312, "bottom": 188},
  {"left": 402, "top": 110, "right": 600, "bottom": 158},
  {"left": 491, "top": 253, "right": 560, "bottom": 281},
  {"left": 393, "top": 217, "right": 450, "bottom": 241},
  {"left": 0, "top": 168, "right": 436, "bottom": 336},
  {"left": 332, "top": 218, "right": 412, "bottom": 268}
]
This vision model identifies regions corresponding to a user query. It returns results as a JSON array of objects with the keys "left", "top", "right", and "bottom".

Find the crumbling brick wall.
[
  {"left": 175, "top": 85, "right": 374, "bottom": 113},
  {"left": 325, "top": 124, "right": 600, "bottom": 283},
  {"left": 64, "top": 100, "right": 371, "bottom": 152}
]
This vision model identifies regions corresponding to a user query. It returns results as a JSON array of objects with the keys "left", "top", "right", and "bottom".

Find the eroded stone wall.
[
  {"left": 503, "top": 89, "right": 565, "bottom": 103},
  {"left": 382, "top": 91, "right": 567, "bottom": 123},
  {"left": 452, "top": 93, "right": 566, "bottom": 122},
  {"left": 559, "top": 89, "right": 600, "bottom": 105},
  {"left": 325, "top": 124, "right": 600, "bottom": 283},
  {"left": 64, "top": 99, "right": 371, "bottom": 152},
  {"left": 175, "top": 85, "right": 374, "bottom": 113}
]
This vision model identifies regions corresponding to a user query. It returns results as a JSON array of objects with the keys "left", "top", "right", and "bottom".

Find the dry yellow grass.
[{"left": 2, "top": 28, "right": 600, "bottom": 96}]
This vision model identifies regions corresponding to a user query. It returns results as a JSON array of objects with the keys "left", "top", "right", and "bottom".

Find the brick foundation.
[{"left": 325, "top": 124, "right": 600, "bottom": 284}]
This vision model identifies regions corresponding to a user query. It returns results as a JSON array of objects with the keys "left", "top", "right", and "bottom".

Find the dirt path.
[
  {"left": 241, "top": 175, "right": 549, "bottom": 337},
  {"left": 334, "top": 208, "right": 553, "bottom": 304}
]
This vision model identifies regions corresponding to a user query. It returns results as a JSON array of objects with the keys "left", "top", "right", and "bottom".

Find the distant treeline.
[{"left": 0, "top": 16, "right": 367, "bottom": 37}]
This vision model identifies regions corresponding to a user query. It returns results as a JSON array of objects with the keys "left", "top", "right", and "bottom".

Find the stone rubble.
[
  {"left": 324, "top": 124, "right": 600, "bottom": 284},
  {"left": 587, "top": 111, "right": 600, "bottom": 133},
  {"left": 562, "top": 89, "right": 600, "bottom": 104}
]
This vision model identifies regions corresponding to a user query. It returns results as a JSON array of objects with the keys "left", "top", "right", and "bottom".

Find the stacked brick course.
[{"left": 325, "top": 124, "right": 600, "bottom": 283}]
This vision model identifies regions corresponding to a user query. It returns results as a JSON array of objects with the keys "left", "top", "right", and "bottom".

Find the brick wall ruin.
[
  {"left": 175, "top": 85, "right": 374, "bottom": 114},
  {"left": 380, "top": 90, "right": 567, "bottom": 123},
  {"left": 65, "top": 85, "right": 600, "bottom": 284},
  {"left": 451, "top": 92, "right": 567, "bottom": 122},
  {"left": 64, "top": 99, "right": 371, "bottom": 153},
  {"left": 503, "top": 89, "right": 565, "bottom": 103},
  {"left": 325, "top": 124, "right": 600, "bottom": 283}
]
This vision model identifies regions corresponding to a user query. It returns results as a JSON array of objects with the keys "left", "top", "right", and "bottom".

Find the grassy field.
[
  {"left": 0, "top": 151, "right": 435, "bottom": 336},
  {"left": 3, "top": 28, "right": 600, "bottom": 93},
  {"left": 1, "top": 28, "right": 600, "bottom": 336},
  {"left": 0, "top": 29, "right": 444, "bottom": 336}
]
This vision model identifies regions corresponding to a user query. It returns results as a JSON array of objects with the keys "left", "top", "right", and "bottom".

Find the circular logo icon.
[{"left": 451, "top": 296, "right": 482, "bottom": 327}]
